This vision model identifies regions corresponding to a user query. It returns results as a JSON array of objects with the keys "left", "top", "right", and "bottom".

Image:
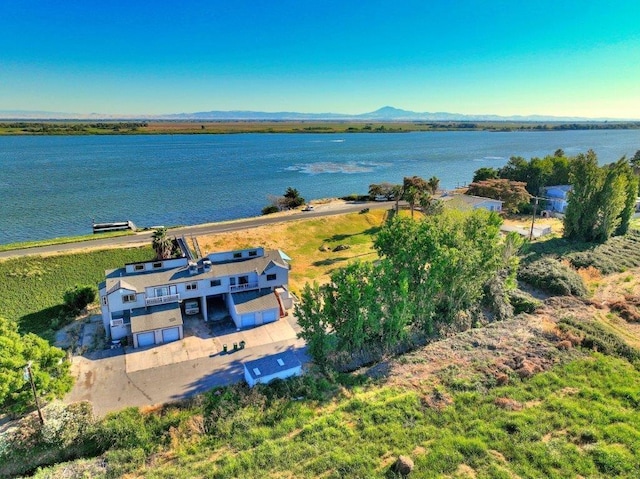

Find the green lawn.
[{"left": 0, "top": 247, "right": 153, "bottom": 337}]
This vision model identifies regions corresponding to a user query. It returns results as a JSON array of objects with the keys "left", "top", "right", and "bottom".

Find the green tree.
[
  {"left": 151, "top": 227, "right": 173, "bottom": 260},
  {"left": 283, "top": 187, "right": 305, "bottom": 208},
  {"left": 0, "top": 317, "right": 72, "bottom": 413},
  {"left": 472, "top": 167, "right": 499, "bottom": 182},
  {"left": 295, "top": 283, "right": 332, "bottom": 370},
  {"left": 63, "top": 285, "right": 97, "bottom": 314},
  {"left": 563, "top": 151, "right": 633, "bottom": 242}
]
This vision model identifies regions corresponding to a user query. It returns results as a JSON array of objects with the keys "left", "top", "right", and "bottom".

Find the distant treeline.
[{"left": 0, "top": 122, "right": 148, "bottom": 133}]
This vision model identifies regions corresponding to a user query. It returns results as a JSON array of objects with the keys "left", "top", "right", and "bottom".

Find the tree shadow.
[
  {"left": 323, "top": 226, "right": 381, "bottom": 243},
  {"left": 312, "top": 257, "right": 349, "bottom": 267},
  {"left": 522, "top": 236, "right": 597, "bottom": 261},
  {"left": 19, "top": 305, "right": 65, "bottom": 338}
]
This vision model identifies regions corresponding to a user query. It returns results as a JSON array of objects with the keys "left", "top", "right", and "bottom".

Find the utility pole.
[
  {"left": 24, "top": 362, "right": 44, "bottom": 425},
  {"left": 529, "top": 196, "right": 539, "bottom": 241}
]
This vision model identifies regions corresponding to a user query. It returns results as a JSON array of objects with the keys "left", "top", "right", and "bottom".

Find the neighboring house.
[
  {"left": 544, "top": 185, "right": 572, "bottom": 213},
  {"left": 99, "top": 247, "right": 293, "bottom": 348},
  {"left": 244, "top": 350, "right": 303, "bottom": 387},
  {"left": 442, "top": 194, "right": 503, "bottom": 212}
]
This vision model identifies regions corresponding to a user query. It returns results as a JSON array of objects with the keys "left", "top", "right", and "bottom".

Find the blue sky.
[{"left": 1, "top": 1, "right": 639, "bottom": 117}]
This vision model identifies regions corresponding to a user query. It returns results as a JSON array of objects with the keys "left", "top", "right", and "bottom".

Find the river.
[{"left": 1, "top": 130, "right": 639, "bottom": 244}]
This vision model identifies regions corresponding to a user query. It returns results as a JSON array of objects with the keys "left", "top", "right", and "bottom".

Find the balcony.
[
  {"left": 145, "top": 294, "right": 180, "bottom": 306},
  {"left": 229, "top": 282, "right": 259, "bottom": 293}
]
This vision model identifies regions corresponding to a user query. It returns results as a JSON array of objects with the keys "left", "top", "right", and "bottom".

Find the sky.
[{"left": 1, "top": 1, "right": 639, "bottom": 118}]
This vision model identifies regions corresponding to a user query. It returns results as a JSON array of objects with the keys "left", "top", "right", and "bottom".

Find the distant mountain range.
[{"left": 0, "top": 106, "right": 634, "bottom": 122}]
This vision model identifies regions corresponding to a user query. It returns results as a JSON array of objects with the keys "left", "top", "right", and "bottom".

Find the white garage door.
[
  {"left": 137, "top": 331, "right": 155, "bottom": 347},
  {"left": 241, "top": 313, "right": 255, "bottom": 327},
  {"left": 263, "top": 310, "right": 277, "bottom": 323},
  {"left": 162, "top": 327, "right": 180, "bottom": 343}
]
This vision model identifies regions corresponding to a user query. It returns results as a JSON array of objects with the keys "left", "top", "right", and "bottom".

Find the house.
[
  {"left": 98, "top": 247, "right": 293, "bottom": 348},
  {"left": 243, "top": 351, "right": 303, "bottom": 387},
  {"left": 441, "top": 194, "right": 503, "bottom": 212},
  {"left": 544, "top": 185, "right": 572, "bottom": 213}
]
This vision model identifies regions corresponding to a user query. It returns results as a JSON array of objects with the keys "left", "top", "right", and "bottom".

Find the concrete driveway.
[{"left": 64, "top": 315, "right": 307, "bottom": 417}]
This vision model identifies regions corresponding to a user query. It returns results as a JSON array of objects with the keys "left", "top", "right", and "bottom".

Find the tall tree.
[{"left": 466, "top": 179, "right": 531, "bottom": 213}]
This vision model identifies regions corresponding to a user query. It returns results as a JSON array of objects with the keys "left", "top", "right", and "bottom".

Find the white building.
[
  {"left": 442, "top": 194, "right": 504, "bottom": 212},
  {"left": 98, "top": 247, "right": 293, "bottom": 348},
  {"left": 244, "top": 351, "right": 303, "bottom": 387}
]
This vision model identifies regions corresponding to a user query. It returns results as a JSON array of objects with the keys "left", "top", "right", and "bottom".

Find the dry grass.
[{"left": 195, "top": 209, "right": 394, "bottom": 295}]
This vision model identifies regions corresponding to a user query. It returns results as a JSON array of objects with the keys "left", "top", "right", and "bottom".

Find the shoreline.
[{"left": 0, "top": 198, "right": 389, "bottom": 259}]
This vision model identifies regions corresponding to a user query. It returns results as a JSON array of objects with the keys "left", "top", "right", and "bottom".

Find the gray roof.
[
  {"left": 130, "top": 303, "right": 183, "bottom": 334},
  {"left": 442, "top": 194, "right": 503, "bottom": 210},
  {"left": 244, "top": 351, "right": 302, "bottom": 381},
  {"left": 232, "top": 289, "right": 280, "bottom": 315},
  {"left": 105, "top": 249, "right": 288, "bottom": 293}
]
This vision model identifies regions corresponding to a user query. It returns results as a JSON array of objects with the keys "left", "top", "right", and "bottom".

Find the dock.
[{"left": 92, "top": 220, "right": 137, "bottom": 234}]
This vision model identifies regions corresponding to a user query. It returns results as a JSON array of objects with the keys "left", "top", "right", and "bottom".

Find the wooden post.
[{"left": 529, "top": 196, "right": 539, "bottom": 241}]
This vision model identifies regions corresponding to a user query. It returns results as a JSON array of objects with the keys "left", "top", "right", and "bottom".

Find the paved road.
[{"left": 0, "top": 201, "right": 394, "bottom": 260}]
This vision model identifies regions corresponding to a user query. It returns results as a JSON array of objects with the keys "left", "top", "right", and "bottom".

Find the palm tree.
[
  {"left": 427, "top": 176, "right": 440, "bottom": 195},
  {"left": 151, "top": 227, "right": 173, "bottom": 260}
]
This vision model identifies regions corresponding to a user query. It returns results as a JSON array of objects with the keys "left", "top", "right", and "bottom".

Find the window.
[
  {"left": 102, "top": 296, "right": 108, "bottom": 305},
  {"left": 155, "top": 286, "right": 170, "bottom": 297},
  {"left": 210, "top": 279, "right": 221, "bottom": 287},
  {"left": 267, "top": 274, "right": 277, "bottom": 281},
  {"left": 248, "top": 250, "right": 257, "bottom": 257},
  {"left": 111, "top": 318, "right": 123, "bottom": 326},
  {"left": 134, "top": 264, "right": 144, "bottom": 271},
  {"left": 152, "top": 262, "right": 163, "bottom": 269},
  {"left": 186, "top": 282, "right": 198, "bottom": 291},
  {"left": 233, "top": 252, "right": 242, "bottom": 259},
  {"left": 230, "top": 278, "right": 236, "bottom": 286},
  {"left": 122, "top": 293, "right": 136, "bottom": 303}
]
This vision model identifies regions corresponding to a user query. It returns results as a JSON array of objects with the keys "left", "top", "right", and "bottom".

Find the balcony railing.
[
  {"left": 229, "top": 282, "right": 259, "bottom": 293},
  {"left": 145, "top": 294, "right": 180, "bottom": 306}
]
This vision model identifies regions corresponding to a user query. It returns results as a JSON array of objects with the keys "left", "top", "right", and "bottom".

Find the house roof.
[
  {"left": 232, "top": 289, "right": 280, "bottom": 315},
  {"left": 442, "top": 194, "right": 503, "bottom": 211},
  {"left": 106, "top": 279, "right": 137, "bottom": 295},
  {"left": 130, "top": 303, "right": 183, "bottom": 334},
  {"left": 244, "top": 351, "right": 302, "bottom": 381},
  {"left": 104, "top": 249, "right": 289, "bottom": 293}
]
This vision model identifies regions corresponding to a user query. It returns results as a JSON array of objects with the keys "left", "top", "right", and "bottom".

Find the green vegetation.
[
  {"left": 296, "top": 210, "right": 521, "bottom": 370},
  {"left": 0, "top": 247, "right": 153, "bottom": 338},
  {"left": 0, "top": 230, "right": 133, "bottom": 253},
  {"left": 517, "top": 257, "right": 587, "bottom": 297},
  {"left": 262, "top": 186, "right": 306, "bottom": 214},
  {"left": 1, "top": 120, "right": 640, "bottom": 136},
  {"left": 0, "top": 317, "right": 72, "bottom": 414},
  {"left": 564, "top": 152, "right": 638, "bottom": 242},
  {"left": 466, "top": 178, "right": 531, "bottom": 213},
  {"left": 7, "top": 353, "right": 639, "bottom": 478},
  {"left": 568, "top": 230, "right": 640, "bottom": 273},
  {"left": 62, "top": 285, "right": 97, "bottom": 315}
]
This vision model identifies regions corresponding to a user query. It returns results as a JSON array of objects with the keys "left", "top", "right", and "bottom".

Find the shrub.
[
  {"left": 261, "top": 205, "right": 279, "bottom": 215},
  {"left": 518, "top": 258, "right": 586, "bottom": 297},
  {"left": 63, "top": 285, "right": 97, "bottom": 314},
  {"left": 508, "top": 289, "right": 542, "bottom": 314}
]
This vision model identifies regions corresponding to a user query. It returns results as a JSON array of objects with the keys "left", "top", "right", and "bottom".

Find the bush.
[
  {"left": 518, "top": 258, "right": 586, "bottom": 297},
  {"left": 508, "top": 289, "right": 543, "bottom": 314},
  {"left": 63, "top": 285, "right": 97, "bottom": 314},
  {"left": 261, "top": 205, "right": 279, "bottom": 215}
]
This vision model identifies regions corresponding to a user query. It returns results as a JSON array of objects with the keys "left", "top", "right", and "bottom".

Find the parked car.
[
  {"left": 184, "top": 300, "right": 200, "bottom": 315},
  {"left": 302, "top": 205, "right": 314, "bottom": 211}
]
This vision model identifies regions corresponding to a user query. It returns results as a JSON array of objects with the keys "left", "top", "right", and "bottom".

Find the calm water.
[{"left": 1, "top": 130, "right": 639, "bottom": 244}]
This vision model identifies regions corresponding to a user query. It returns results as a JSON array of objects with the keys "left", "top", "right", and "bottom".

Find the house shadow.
[{"left": 171, "top": 344, "right": 309, "bottom": 401}]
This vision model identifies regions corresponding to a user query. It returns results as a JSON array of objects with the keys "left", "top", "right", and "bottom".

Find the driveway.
[{"left": 64, "top": 315, "right": 307, "bottom": 417}]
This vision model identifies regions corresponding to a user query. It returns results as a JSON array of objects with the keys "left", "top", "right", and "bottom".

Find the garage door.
[
  {"left": 137, "top": 331, "right": 155, "bottom": 347},
  {"left": 162, "top": 327, "right": 180, "bottom": 343},
  {"left": 241, "top": 313, "right": 255, "bottom": 327},
  {"left": 263, "top": 310, "right": 277, "bottom": 323}
]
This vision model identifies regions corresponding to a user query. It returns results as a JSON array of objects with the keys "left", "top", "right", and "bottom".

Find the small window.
[
  {"left": 248, "top": 250, "right": 257, "bottom": 257},
  {"left": 186, "top": 282, "right": 198, "bottom": 291},
  {"left": 267, "top": 274, "right": 277, "bottom": 281},
  {"left": 123, "top": 293, "right": 136, "bottom": 303},
  {"left": 233, "top": 252, "right": 242, "bottom": 259},
  {"left": 230, "top": 278, "right": 236, "bottom": 286},
  {"left": 111, "top": 318, "right": 123, "bottom": 326},
  {"left": 210, "top": 279, "right": 221, "bottom": 287},
  {"left": 152, "top": 262, "right": 163, "bottom": 269},
  {"left": 134, "top": 264, "right": 144, "bottom": 271},
  {"left": 102, "top": 296, "right": 108, "bottom": 305}
]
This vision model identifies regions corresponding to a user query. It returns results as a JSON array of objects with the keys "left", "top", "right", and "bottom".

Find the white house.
[
  {"left": 243, "top": 351, "right": 303, "bottom": 387},
  {"left": 544, "top": 185, "right": 572, "bottom": 213},
  {"left": 98, "top": 247, "right": 293, "bottom": 348},
  {"left": 442, "top": 194, "right": 503, "bottom": 212}
]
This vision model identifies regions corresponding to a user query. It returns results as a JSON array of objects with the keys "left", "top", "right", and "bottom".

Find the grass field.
[
  {"left": 0, "top": 230, "right": 133, "bottom": 253},
  {"left": 196, "top": 209, "right": 392, "bottom": 295},
  {"left": 0, "top": 247, "right": 153, "bottom": 338}
]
